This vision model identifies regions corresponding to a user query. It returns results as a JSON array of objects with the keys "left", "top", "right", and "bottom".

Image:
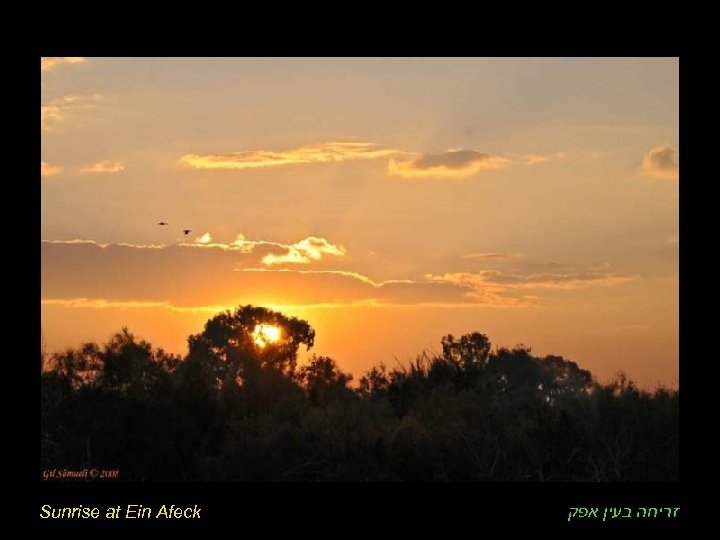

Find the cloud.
[
  {"left": 461, "top": 252, "right": 523, "bottom": 261},
  {"left": 40, "top": 240, "right": 514, "bottom": 309},
  {"left": 80, "top": 160, "right": 125, "bottom": 174},
  {"left": 427, "top": 270, "right": 637, "bottom": 292},
  {"left": 389, "top": 150, "right": 510, "bottom": 178},
  {"left": 179, "top": 233, "right": 345, "bottom": 265},
  {"left": 42, "top": 298, "right": 227, "bottom": 314},
  {"left": 195, "top": 232, "right": 212, "bottom": 244},
  {"left": 178, "top": 141, "right": 564, "bottom": 179},
  {"left": 524, "top": 153, "right": 566, "bottom": 164},
  {"left": 179, "top": 233, "right": 256, "bottom": 252},
  {"left": 262, "top": 237, "right": 345, "bottom": 265},
  {"left": 46, "top": 232, "right": 346, "bottom": 269},
  {"left": 43, "top": 239, "right": 165, "bottom": 249},
  {"left": 41, "top": 161, "right": 63, "bottom": 177},
  {"left": 41, "top": 57, "right": 86, "bottom": 71},
  {"left": 232, "top": 269, "right": 526, "bottom": 307},
  {"left": 388, "top": 150, "right": 563, "bottom": 178},
  {"left": 641, "top": 145, "right": 679, "bottom": 180},
  {"left": 179, "top": 142, "right": 398, "bottom": 170},
  {"left": 42, "top": 297, "right": 501, "bottom": 313},
  {"left": 237, "top": 269, "right": 523, "bottom": 307},
  {"left": 44, "top": 239, "right": 107, "bottom": 246},
  {"left": 41, "top": 239, "right": 636, "bottom": 312},
  {"left": 41, "top": 94, "right": 104, "bottom": 131},
  {"left": 236, "top": 268, "right": 414, "bottom": 288}
]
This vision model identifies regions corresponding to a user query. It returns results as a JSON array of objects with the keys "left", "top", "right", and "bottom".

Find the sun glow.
[{"left": 252, "top": 324, "right": 281, "bottom": 348}]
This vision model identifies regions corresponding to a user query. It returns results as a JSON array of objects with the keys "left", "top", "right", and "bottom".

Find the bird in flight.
[
  {"left": 183, "top": 229, "right": 191, "bottom": 235},
  {"left": 158, "top": 221, "right": 169, "bottom": 225}
]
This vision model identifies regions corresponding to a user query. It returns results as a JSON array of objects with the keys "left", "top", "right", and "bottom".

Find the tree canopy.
[{"left": 41, "top": 305, "right": 678, "bottom": 481}]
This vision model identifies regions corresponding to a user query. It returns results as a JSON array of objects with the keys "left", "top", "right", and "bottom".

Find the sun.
[{"left": 252, "top": 324, "right": 281, "bottom": 348}]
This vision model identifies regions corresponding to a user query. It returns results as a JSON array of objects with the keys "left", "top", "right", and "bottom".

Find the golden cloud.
[
  {"left": 41, "top": 94, "right": 104, "bottom": 131},
  {"left": 262, "top": 237, "right": 345, "bottom": 265},
  {"left": 461, "top": 252, "right": 523, "bottom": 261},
  {"left": 523, "top": 152, "right": 566, "bottom": 165},
  {"left": 41, "top": 57, "right": 86, "bottom": 71},
  {"left": 42, "top": 239, "right": 633, "bottom": 312},
  {"left": 41, "top": 298, "right": 226, "bottom": 314},
  {"left": 41, "top": 161, "right": 63, "bottom": 177},
  {"left": 178, "top": 142, "right": 398, "bottom": 170},
  {"left": 43, "top": 239, "right": 164, "bottom": 249},
  {"left": 236, "top": 268, "right": 414, "bottom": 288},
  {"left": 41, "top": 241, "right": 493, "bottom": 308},
  {"left": 179, "top": 233, "right": 255, "bottom": 252},
  {"left": 42, "top": 297, "right": 519, "bottom": 313},
  {"left": 179, "top": 233, "right": 345, "bottom": 265},
  {"left": 641, "top": 145, "right": 679, "bottom": 180},
  {"left": 41, "top": 105, "right": 64, "bottom": 130},
  {"left": 427, "top": 270, "right": 638, "bottom": 292},
  {"left": 195, "top": 232, "right": 212, "bottom": 244},
  {"left": 388, "top": 150, "right": 563, "bottom": 179},
  {"left": 389, "top": 150, "right": 511, "bottom": 178},
  {"left": 80, "top": 160, "right": 125, "bottom": 174},
  {"left": 178, "top": 141, "right": 564, "bottom": 179}
]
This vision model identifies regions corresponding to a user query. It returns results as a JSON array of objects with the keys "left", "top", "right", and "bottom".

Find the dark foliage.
[{"left": 41, "top": 305, "right": 678, "bottom": 481}]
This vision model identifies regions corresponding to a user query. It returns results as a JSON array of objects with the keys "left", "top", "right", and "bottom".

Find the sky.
[{"left": 41, "top": 57, "right": 679, "bottom": 388}]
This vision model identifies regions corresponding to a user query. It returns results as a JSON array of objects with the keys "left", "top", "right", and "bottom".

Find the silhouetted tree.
[
  {"left": 442, "top": 332, "right": 491, "bottom": 367},
  {"left": 40, "top": 306, "right": 678, "bottom": 482},
  {"left": 187, "top": 305, "right": 314, "bottom": 378},
  {"left": 298, "top": 355, "right": 353, "bottom": 406}
]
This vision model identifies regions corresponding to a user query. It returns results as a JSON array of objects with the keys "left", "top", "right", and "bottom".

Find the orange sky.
[{"left": 41, "top": 57, "right": 679, "bottom": 388}]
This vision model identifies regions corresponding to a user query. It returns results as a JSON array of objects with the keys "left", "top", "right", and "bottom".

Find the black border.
[{"left": 33, "top": 49, "right": 687, "bottom": 531}]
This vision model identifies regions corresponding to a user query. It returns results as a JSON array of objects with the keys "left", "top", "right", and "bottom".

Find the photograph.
[{"left": 40, "top": 57, "right": 679, "bottom": 486}]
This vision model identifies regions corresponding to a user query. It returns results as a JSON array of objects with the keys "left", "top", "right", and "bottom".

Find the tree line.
[{"left": 41, "top": 305, "right": 678, "bottom": 481}]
